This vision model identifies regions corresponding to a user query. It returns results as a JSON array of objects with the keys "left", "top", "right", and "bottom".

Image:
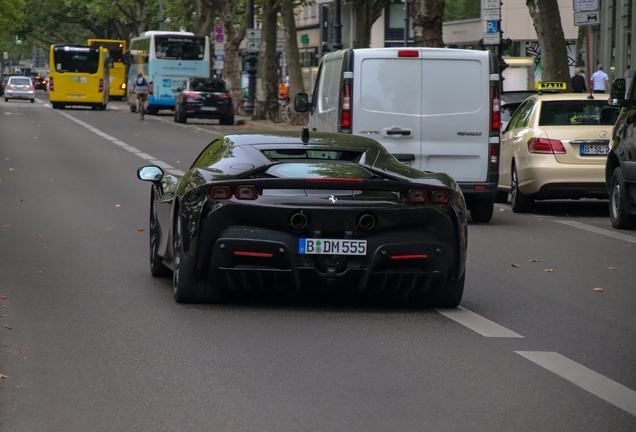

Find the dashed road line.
[
  {"left": 435, "top": 306, "right": 524, "bottom": 338},
  {"left": 517, "top": 351, "right": 636, "bottom": 417},
  {"left": 555, "top": 220, "right": 636, "bottom": 244}
]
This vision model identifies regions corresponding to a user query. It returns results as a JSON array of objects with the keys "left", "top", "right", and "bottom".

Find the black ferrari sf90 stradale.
[{"left": 137, "top": 130, "right": 468, "bottom": 307}]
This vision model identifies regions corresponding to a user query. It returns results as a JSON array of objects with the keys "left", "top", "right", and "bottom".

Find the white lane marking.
[
  {"left": 435, "top": 306, "right": 524, "bottom": 338},
  {"left": 517, "top": 351, "right": 636, "bottom": 417},
  {"left": 556, "top": 220, "right": 636, "bottom": 244},
  {"left": 146, "top": 112, "right": 223, "bottom": 136},
  {"left": 49, "top": 109, "right": 185, "bottom": 175}
]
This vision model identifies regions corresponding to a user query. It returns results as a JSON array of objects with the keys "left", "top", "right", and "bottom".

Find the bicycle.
[
  {"left": 234, "top": 94, "right": 245, "bottom": 116},
  {"left": 268, "top": 98, "right": 291, "bottom": 123},
  {"left": 136, "top": 91, "right": 148, "bottom": 121}
]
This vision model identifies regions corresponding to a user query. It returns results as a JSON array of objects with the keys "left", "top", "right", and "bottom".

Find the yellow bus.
[
  {"left": 88, "top": 39, "right": 127, "bottom": 99},
  {"left": 49, "top": 44, "right": 110, "bottom": 110}
]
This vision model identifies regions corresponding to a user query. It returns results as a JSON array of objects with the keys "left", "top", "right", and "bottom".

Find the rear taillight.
[
  {"left": 149, "top": 81, "right": 154, "bottom": 95},
  {"left": 407, "top": 189, "right": 428, "bottom": 203},
  {"left": 490, "top": 84, "right": 501, "bottom": 133},
  {"left": 182, "top": 91, "right": 199, "bottom": 100},
  {"left": 49, "top": 78, "right": 54, "bottom": 91},
  {"left": 339, "top": 81, "right": 352, "bottom": 131},
  {"left": 99, "top": 78, "right": 104, "bottom": 93},
  {"left": 429, "top": 190, "right": 450, "bottom": 204},
  {"left": 29, "top": 84, "right": 34, "bottom": 90},
  {"left": 528, "top": 138, "right": 566, "bottom": 154},
  {"left": 120, "top": 83, "right": 126, "bottom": 90},
  {"left": 209, "top": 186, "right": 232, "bottom": 199},
  {"left": 234, "top": 185, "right": 258, "bottom": 200},
  {"left": 490, "top": 145, "right": 498, "bottom": 164},
  {"left": 217, "top": 93, "right": 232, "bottom": 99}
]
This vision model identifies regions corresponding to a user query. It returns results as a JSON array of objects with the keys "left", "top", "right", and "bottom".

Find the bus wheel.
[{"left": 52, "top": 103, "right": 59, "bottom": 109}]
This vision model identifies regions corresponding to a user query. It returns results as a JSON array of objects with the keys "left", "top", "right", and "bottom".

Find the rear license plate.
[
  {"left": 201, "top": 106, "right": 217, "bottom": 111},
  {"left": 70, "top": 94, "right": 83, "bottom": 98},
  {"left": 580, "top": 144, "right": 609, "bottom": 156},
  {"left": 299, "top": 239, "right": 367, "bottom": 255}
]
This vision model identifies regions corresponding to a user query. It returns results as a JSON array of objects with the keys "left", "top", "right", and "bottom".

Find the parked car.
[
  {"left": 4, "top": 76, "right": 35, "bottom": 103},
  {"left": 137, "top": 131, "right": 468, "bottom": 307},
  {"left": 0, "top": 74, "right": 20, "bottom": 96},
  {"left": 294, "top": 47, "right": 501, "bottom": 223},
  {"left": 605, "top": 78, "right": 636, "bottom": 229},
  {"left": 173, "top": 78, "right": 234, "bottom": 125},
  {"left": 500, "top": 90, "right": 537, "bottom": 131},
  {"left": 498, "top": 83, "right": 620, "bottom": 213}
]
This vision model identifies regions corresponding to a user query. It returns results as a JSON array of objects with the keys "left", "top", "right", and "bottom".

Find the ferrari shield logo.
[{"left": 329, "top": 195, "right": 337, "bottom": 204}]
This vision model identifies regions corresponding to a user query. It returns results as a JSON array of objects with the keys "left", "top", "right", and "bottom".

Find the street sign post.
[
  {"left": 482, "top": 9, "right": 500, "bottom": 20},
  {"left": 573, "top": 0, "right": 598, "bottom": 11},
  {"left": 246, "top": 29, "right": 262, "bottom": 40},
  {"left": 574, "top": 10, "right": 600, "bottom": 26},
  {"left": 482, "top": 33, "right": 501, "bottom": 45},
  {"left": 486, "top": 20, "right": 498, "bottom": 34}
]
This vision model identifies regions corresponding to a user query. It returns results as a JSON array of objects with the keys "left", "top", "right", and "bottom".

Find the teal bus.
[{"left": 126, "top": 31, "right": 210, "bottom": 114}]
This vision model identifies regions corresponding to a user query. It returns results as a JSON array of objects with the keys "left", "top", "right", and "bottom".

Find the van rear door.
[
  {"left": 420, "top": 50, "right": 490, "bottom": 182},
  {"left": 352, "top": 49, "right": 423, "bottom": 168}
]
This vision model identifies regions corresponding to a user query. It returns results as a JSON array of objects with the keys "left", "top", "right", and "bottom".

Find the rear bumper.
[
  {"left": 518, "top": 163, "right": 606, "bottom": 198},
  {"left": 458, "top": 181, "right": 498, "bottom": 202},
  {"left": 5, "top": 90, "right": 35, "bottom": 99},
  {"left": 186, "top": 104, "right": 233, "bottom": 119}
]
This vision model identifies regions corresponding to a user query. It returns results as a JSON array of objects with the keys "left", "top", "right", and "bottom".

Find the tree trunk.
[
  {"left": 222, "top": 0, "right": 247, "bottom": 110},
  {"left": 254, "top": 0, "right": 279, "bottom": 120},
  {"left": 350, "top": 0, "right": 390, "bottom": 49},
  {"left": 411, "top": 0, "right": 446, "bottom": 47},
  {"left": 527, "top": 0, "right": 571, "bottom": 90},
  {"left": 281, "top": 0, "right": 308, "bottom": 125}
]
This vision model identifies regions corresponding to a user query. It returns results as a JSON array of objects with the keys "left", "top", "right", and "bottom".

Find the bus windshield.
[
  {"left": 53, "top": 47, "right": 100, "bottom": 74},
  {"left": 91, "top": 42, "right": 123, "bottom": 63},
  {"left": 154, "top": 36, "right": 205, "bottom": 61}
]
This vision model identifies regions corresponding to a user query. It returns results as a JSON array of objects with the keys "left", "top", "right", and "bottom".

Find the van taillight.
[
  {"left": 490, "top": 145, "right": 498, "bottom": 164},
  {"left": 149, "top": 81, "right": 154, "bottom": 95},
  {"left": 339, "top": 81, "right": 352, "bottom": 132},
  {"left": 99, "top": 79, "right": 104, "bottom": 93},
  {"left": 490, "top": 84, "right": 501, "bottom": 133},
  {"left": 398, "top": 50, "right": 419, "bottom": 57}
]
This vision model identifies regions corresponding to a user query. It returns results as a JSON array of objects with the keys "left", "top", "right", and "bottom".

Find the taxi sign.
[{"left": 538, "top": 82, "right": 567, "bottom": 91}]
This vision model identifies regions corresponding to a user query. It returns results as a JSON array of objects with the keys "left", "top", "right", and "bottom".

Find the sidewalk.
[{"left": 235, "top": 114, "right": 305, "bottom": 132}]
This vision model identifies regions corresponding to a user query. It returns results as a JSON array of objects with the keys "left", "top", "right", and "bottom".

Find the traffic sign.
[
  {"left": 482, "top": 33, "right": 501, "bottom": 45},
  {"left": 214, "top": 24, "right": 223, "bottom": 33},
  {"left": 486, "top": 20, "right": 498, "bottom": 34},
  {"left": 482, "top": 9, "right": 500, "bottom": 20},
  {"left": 215, "top": 33, "right": 224, "bottom": 43},
  {"left": 573, "top": 0, "right": 598, "bottom": 11},
  {"left": 214, "top": 42, "right": 225, "bottom": 54},
  {"left": 483, "top": 0, "right": 499, "bottom": 9},
  {"left": 245, "top": 41, "right": 285, "bottom": 52},
  {"left": 574, "top": 10, "right": 600, "bottom": 26},
  {"left": 246, "top": 29, "right": 262, "bottom": 40},
  {"left": 3, "top": 52, "right": 7, "bottom": 59}
]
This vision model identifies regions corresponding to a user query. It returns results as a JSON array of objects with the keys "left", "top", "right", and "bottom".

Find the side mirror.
[
  {"left": 609, "top": 79, "right": 627, "bottom": 106},
  {"left": 294, "top": 93, "right": 311, "bottom": 112},
  {"left": 137, "top": 165, "right": 164, "bottom": 182}
]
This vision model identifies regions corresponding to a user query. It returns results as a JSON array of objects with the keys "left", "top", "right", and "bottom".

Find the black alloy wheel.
[
  {"left": 609, "top": 167, "right": 636, "bottom": 229},
  {"left": 510, "top": 163, "right": 534, "bottom": 213},
  {"left": 149, "top": 193, "right": 171, "bottom": 277}
]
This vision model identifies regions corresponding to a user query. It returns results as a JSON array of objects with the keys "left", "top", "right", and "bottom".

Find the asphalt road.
[{"left": 1, "top": 95, "right": 635, "bottom": 431}]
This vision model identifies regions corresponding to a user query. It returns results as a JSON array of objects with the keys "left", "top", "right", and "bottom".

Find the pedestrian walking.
[
  {"left": 571, "top": 67, "right": 587, "bottom": 93},
  {"left": 590, "top": 64, "right": 609, "bottom": 94}
]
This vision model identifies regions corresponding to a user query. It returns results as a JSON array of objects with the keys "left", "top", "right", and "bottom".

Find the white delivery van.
[{"left": 295, "top": 47, "right": 501, "bottom": 223}]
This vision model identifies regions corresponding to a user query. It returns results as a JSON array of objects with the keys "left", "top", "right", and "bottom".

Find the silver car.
[{"left": 4, "top": 76, "right": 35, "bottom": 103}]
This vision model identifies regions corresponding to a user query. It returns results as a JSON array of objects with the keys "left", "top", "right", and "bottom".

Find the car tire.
[
  {"left": 30, "top": 99, "right": 34, "bottom": 103},
  {"left": 609, "top": 167, "right": 636, "bottom": 229},
  {"left": 494, "top": 191, "right": 509, "bottom": 203},
  {"left": 172, "top": 212, "right": 199, "bottom": 303},
  {"left": 470, "top": 198, "right": 494, "bottom": 223},
  {"left": 415, "top": 272, "right": 465, "bottom": 308},
  {"left": 4, "top": 97, "right": 7, "bottom": 102},
  {"left": 510, "top": 163, "right": 534, "bottom": 213},
  {"left": 176, "top": 106, "right": 187, "bottom": 123},
  {"left": 149, "top": 193, "right": 171, "bottom": 277},
  {"left": 220, "top": 114, "right": 234, "bottom": 125}
]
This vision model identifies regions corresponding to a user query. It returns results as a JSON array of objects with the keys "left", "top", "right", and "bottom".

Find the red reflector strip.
[
  {"left": 475, "top": 185, "right": 485, "bottom": 189},
  {"left": 390, "top": 254, "right": 428, "bottom": 260},
  {"left": 233, "top": 251, "right": 273, "bottom": 258},
  {"left": 305, "top": 178, "right": 363, "bottom": 182},
  {"left": 398, "top": 50, "right": 419, "bottom": 57}
]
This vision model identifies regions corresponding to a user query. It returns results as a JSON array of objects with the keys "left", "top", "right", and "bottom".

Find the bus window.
[{"left": 155, "top": 36, "right": 205, "bottom": 61}]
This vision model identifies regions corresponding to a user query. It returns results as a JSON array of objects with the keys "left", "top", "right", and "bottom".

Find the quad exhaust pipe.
[{"left": 289, "top": 212, "right": 309, "bottom": 230}]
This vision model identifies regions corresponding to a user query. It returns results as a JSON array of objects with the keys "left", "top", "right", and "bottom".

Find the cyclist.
[{"left": 132, "top": 72, "right": 149, "bottom": 112}]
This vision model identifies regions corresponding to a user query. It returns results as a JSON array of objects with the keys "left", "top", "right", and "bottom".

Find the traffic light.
[{"left": 16, "top": 35, "right": 22, "bottom": 44}]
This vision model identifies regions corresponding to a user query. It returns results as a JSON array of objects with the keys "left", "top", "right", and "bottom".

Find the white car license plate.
[
  {"left": 201, "top": 106, "right": 217, "bottom": 111},
  {"left": 580, "top": 144, "right": 609, "bottom": 156},
  {"left": 298, "top": 239, "right": 367, "bottom": 255}
]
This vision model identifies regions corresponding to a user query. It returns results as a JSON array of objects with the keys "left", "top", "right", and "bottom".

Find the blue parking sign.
[{"left": 486, "top": 20, "right": 498, "bottom": 34}]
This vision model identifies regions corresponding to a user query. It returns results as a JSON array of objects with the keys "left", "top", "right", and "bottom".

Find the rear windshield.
[
  {"left": 191, "top": 79, "right": 226, "bottom": 92},
  {"left": 9, "top": 77, "right": 31, "bottom": 86},
  {"left": 539, "top": 100, "right": 621, "bottom": 126},
  {"left": 90, "top": 41, "right": 124, "bottom": 63},
  {"left": 266, "top": 162, "right": 373, "bottom": 179},
  {"left": 53, "top": 46, "right": 100, "bottom": 74},
  {"left": 262, "top": 149, "right": 362, "bottom": 161}
]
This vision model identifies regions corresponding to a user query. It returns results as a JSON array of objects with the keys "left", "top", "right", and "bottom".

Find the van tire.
[
  {"left": 470, "top": 198, "right": 494, "bottom": 223},
  {"left": 511, "top": 164, "right": 534, "bottom": 213},
  {"left": 609, "top": 167, "right": 636, "bottom": 229},
  {"left": 494, "top": 191, "right": 509, "bottom": 203}
]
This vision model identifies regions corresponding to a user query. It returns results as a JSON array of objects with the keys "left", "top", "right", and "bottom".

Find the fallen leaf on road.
[
  {"left": 4, "top": 326, "right": 12, "bottom": 330},
  {"left": 593, "top": 287, "right": 604, "bottom": 292},
  {"left": 0, "top": 374, "right": 8, "bottom": 379},
  {"left": 35, "top": 234, "right": 41, "bottom": 237},
  {"left": 545, "top": 269, "right": 555, "bottom": 272},
  {"left": 138, "top": 228, "right": 144, "bottom": 232},
  {"left": 38, "top": 271, "right": 42, "bottom": 274},
  {"left": 499, "top": 208, "right": 508, "bottom": 212},
  {"left": 115, "top": 204, "right": 121, "bottom": 208},
  {"left": 4, "top": 225, "right": 12, "bottom": 228},
  {"left": 1, "top": 296, "right": 7, "bottom": 300},
  {"left": 607, "top": 266, "right": 616, "bottom": 271},
  {"left": 511, "top": 263, "right": 520, "bottom": 268},
  {"left": 529, "top": 259, "right": 539, "bottom": 262},
  {"left": 0, "top": 314, "right": 6, "bottom": 317},
  {"left": 9, "top": 168, "right": 14, "bottom": 171}
]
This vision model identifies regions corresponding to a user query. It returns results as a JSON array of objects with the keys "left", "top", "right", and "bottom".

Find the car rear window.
[
  {"left": 10, "top": 78, "right": 31, "bottom": 86},
  {"left": 266, "top": 162, "right": 373, "bottom": 179},
  {"left": 261, "top": 149, "right": 362, "bottom": 161},
  {"left": 191, "top": 79, "right": 226, "bottom": 92},
  {"left": 539, "top": 100, "right": 621, "bottom": 126}
]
